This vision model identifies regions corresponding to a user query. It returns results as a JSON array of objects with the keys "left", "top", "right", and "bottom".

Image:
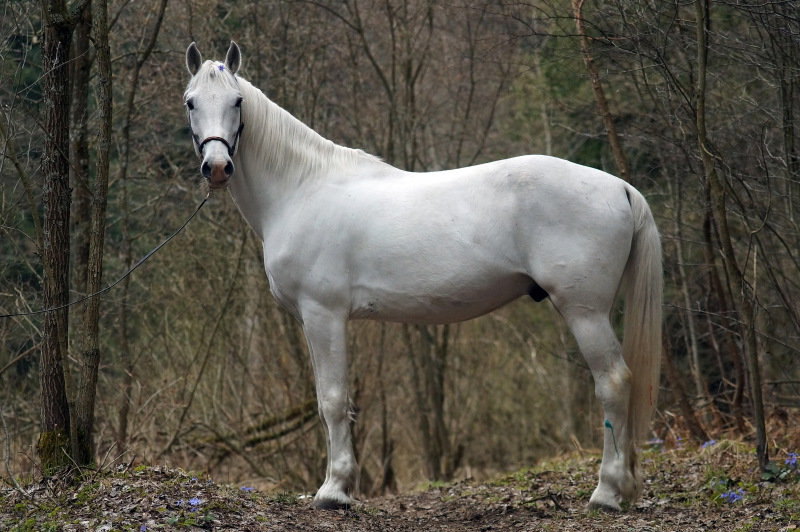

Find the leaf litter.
[{"left": 1, "top": 439, "right": 798, "bottom": 531}]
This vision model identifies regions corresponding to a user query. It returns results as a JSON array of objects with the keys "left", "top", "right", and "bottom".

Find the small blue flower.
[
  {"left": 701, "top": 439, "right": 717, "bottom": 449},
  {"left": 187, "top": 497, "right": 204, "bottom": 512},
  {"left": 218, "top": 64, "right": 225, "bottom": 71},
  {"left": 720, "top": 488, "right": 744, "bottom": 503},
  {"left": 786, "top": 452, "right": 798, "bottom": 468},
  {"left": 240, "top": 486, "right": 256, "bottom": 492},
  {"left": 176, "top": 499, "right": 185, "bottom": 506},
  {"left": 139, "top": 526, "right": 147, "bottom": 532}
]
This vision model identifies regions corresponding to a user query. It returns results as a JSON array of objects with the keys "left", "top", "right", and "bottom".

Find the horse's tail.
[{"left": 621, "top": 184, "right": 662, "bottom": 447}]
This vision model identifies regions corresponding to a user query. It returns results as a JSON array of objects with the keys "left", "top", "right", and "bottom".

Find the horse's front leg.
[{"left": 300, "top": 302, "right": 357, "bottom": 509}]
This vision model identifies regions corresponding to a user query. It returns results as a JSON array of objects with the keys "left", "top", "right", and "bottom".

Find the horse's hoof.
[
  {"left": 588, "top": 485, "right": 623, "bottom": 512},
  {"left": 588, "top": 499, "right": 622, "bottom": 512},
  {"left": 311, "top": 497, "right": 352, "bottom": 510}
]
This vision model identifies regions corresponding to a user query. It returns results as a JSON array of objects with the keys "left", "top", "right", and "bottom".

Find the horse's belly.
[{"left": 350, "top": 273, "right": 532, "bottom": 324}]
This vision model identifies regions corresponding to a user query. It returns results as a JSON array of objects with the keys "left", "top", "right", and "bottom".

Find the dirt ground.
[{"left": 2, "top": 440, "right": 799, "bottom": 531}]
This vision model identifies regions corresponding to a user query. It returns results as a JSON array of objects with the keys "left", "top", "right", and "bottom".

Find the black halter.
[{"left": 193, "top": 120, "right": 244, "bottom": 158}]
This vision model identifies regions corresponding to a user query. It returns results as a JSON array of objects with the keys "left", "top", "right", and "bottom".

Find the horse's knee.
[{"left": 318, "top": 390, "right": 349, "bottom": 424}]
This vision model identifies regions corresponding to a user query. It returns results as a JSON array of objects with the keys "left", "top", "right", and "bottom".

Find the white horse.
[{"left": 183, "top": 41, "right": 662, "bottom": 512}]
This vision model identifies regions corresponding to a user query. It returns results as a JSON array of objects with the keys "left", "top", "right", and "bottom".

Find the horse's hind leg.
[
  {"left": 300, "top": 302, "right": 357, "bottom": 509},
  {"left": 560, "top": 307, "right": 638, "bottom": 511}
]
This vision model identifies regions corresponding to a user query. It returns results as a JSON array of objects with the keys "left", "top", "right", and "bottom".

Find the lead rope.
[{"left": 0, "top": 192, "right": 211, "bottom": 319}]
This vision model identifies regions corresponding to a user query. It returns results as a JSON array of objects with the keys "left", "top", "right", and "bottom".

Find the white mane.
[{"left": 234, "top": 72, "right": 381, "bottom": 184}]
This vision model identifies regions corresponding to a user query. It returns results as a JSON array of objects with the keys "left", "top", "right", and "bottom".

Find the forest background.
[{"left": 1, "top": 0, "right": 798, "bottom": 498}]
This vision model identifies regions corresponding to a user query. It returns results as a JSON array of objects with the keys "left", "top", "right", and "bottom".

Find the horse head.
[{"left": 184, "top": 41, "right": 244, "bottom": 189}]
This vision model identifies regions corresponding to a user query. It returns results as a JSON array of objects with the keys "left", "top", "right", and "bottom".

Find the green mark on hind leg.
[{"left": 604, "top": 419, "right": 620, "bottom": 458}]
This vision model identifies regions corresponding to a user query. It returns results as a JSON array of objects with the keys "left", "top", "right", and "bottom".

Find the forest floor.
[{"left": 2, "top": 437, "right": 799, "bottom": 531}]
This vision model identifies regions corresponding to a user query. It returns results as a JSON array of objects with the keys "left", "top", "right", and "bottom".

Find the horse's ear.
[
  {"left": 186, "top": 42, "right": 203, "bottom": 75},
  {"left": 225, "top": 41, "right": 241, "bottom": 74}
]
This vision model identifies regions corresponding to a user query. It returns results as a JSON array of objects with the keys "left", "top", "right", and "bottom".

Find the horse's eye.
[
  {"left": 186, "top": 99, "right": 195, "bottom": 111},
  {"left": 234, "top": 97, "right": 243, "bottom": 108}
]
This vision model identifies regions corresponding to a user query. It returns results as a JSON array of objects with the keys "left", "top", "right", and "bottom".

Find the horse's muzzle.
[{"left": 201, "top": 158, "right": 234, "bottom": 188}]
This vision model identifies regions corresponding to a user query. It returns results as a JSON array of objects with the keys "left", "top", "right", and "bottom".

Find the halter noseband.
[{"left": 194, "top": 120, "right": 245, "bottom": 158}]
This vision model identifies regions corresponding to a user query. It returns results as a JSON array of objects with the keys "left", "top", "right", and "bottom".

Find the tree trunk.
[
  {"left": 72, "top": 0, "right": 112, "bottom": 467},
  {"left": 671, "top": 174, "right": 713, "bottom": 427},
  {"left": 701, "top": 207, "right": 746, "bottom": 431},
  {"left": 68, "top": 0, "right": 92, "bottom": 465},
  {"left": 113, "top": 0, "right": 168, "bottom": 453},
  {"left": 573, "top": 0, "right": 630, "bottom": 181},
  {"left": 662, "top": 333, "right": 709, "bottom": 442},
  {"left": 404, "top": 324, "right": 454, "bottom": 481},
  {"left": 377, "top": 324, "right": 397, "bottom": 494},
  {"left": 694, "top": 0, "right": 768, "bottom": 469},
  {"left": 69, "top": 3, "right": 91, "bottom": 300},
  {"left": 38, "top": 0, "right": 80, "bottom": 474}
]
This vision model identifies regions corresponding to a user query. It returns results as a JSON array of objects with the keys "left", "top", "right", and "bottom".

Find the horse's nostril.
[
  {"left": 201, "top": 160, "right": 211, "bottom": 178},
  {"left": 224, "top": 161, "right": 234, "bottom": 176}
]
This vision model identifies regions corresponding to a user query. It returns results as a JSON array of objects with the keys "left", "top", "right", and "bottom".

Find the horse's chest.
[
  {"left": 265, "top": 267, "right": 301, "bottom": 317},
  {"left": 263, "top": 242, "right": 349, "bottom": 315}
]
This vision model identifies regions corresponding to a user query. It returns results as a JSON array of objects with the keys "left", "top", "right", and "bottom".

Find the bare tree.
[
  {"left": 693, "top": 0, "right": 767, "bottom": 469},
  {"left": 37, "top": 0, "right": 89, "bottom": 474},
  {"left": 572, "top": 0, "right": 629, "bottom": 181},
  {"left": 71, "top": 0, "right": 112, "bottom": 467},
  {"left": 112, "top": 0, "right": 168, "bottom": 456}
]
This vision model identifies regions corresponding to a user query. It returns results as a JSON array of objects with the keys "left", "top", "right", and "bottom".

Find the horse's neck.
[
  {"left": 237, "top": 78, "right": 374, "bottom": 187},
  {"left": 231, "top": 78, "right": 386, "bottom": 238}
]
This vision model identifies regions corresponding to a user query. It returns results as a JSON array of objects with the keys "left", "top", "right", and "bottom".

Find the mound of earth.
[{"left": 2, "top": 440, "right": 798, "bottom": 530}]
